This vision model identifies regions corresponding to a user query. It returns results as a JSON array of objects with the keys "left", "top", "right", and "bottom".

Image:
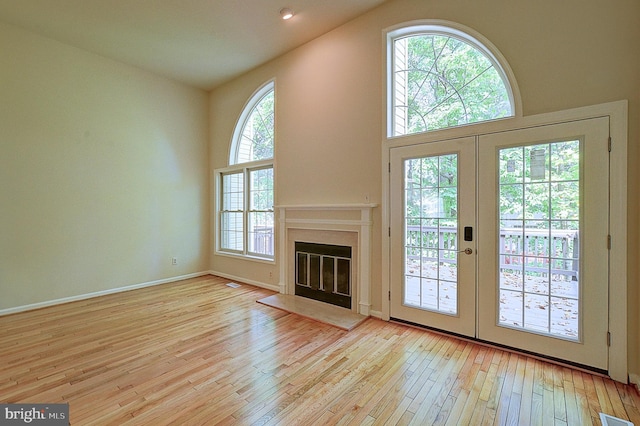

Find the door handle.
[{"left": 457, "top": 248, "right": 473, "bottom": 255}]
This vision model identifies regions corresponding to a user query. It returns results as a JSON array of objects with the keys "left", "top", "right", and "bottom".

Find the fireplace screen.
[{"left": 295, "top": 242, "right": 352, "bottom": 308}]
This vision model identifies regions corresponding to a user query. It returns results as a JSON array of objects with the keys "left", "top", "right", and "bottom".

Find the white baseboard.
[
  {"left": 0, "top": 271, "right": 211, "bottom": 317},
  {"left": 208, "top": 270, "right": 280, "bottom": 292},
  {"left": 208, "top": 270, "right": 381, "bottom": 316}
]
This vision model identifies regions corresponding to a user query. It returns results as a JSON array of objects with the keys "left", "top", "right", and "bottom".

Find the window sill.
[{"left": 214, "top": 250, "right": 275, "bottom": 265}]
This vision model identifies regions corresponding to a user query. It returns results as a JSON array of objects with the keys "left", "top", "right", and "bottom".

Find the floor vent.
[
  {"left": 600, "top": 413, "right": 634, "bottom": 426},
  {"left": 226, "top": 283, "right": 241, "bottom": 288}
]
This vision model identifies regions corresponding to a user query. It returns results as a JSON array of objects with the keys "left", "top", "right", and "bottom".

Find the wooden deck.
[{"left": 1, "top": 275, "right": 638, "bottom": 425}]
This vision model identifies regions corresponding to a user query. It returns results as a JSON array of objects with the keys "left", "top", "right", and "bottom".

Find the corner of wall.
[{"left": 629, "top": 373, "right": 640, "bottom": 391}]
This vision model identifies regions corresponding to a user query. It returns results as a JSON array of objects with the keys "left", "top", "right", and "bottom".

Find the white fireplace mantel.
[{"left": 277, "top": 203, "right": 377, "bottom": 316}]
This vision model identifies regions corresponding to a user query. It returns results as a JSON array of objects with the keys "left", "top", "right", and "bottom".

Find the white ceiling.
[{"left": 0, "top": 0, "right": 387, "bottom": 90}]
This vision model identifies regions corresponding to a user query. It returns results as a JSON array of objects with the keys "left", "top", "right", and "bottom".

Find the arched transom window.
[
  {"left": 388, "top": 22, "right": 517, "bottom": 136},
  {"left": 230, "top": 81, "right": 274, "bottom": 165}
]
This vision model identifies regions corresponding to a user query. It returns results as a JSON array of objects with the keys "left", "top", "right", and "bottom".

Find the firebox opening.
[{"left": 295, "top": 242, "right": 352, "bottom": 309}]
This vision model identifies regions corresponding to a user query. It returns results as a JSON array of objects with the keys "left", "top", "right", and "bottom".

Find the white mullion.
[{"left": 243, "top": 166, "right": 250, "bottom": 256}]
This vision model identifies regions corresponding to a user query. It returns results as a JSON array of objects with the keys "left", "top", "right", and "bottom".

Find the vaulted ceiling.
[{"left": 0, "top": 0, "right": 387, "bottom": 90}]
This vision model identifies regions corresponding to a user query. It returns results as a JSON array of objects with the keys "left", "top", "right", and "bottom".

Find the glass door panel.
[
  {"left": 403, "top": 154, "right": 459, "bottom": 314},
  {"left": 390, "top": 137, "right": 476, "bottom": 337},
  {"left": 498, "top": 141, "right": 581, "bottom": 339},
  {"left": 478, "top": 117, "right": 609, "bottom": 370}
]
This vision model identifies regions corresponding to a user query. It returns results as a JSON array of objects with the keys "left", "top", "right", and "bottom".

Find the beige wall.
[
  {"left": 0, "top": 22, "right": 210, "bottom": 310},
  {"left": 210, "top": 0, "right": 640, "bottom": 378}
]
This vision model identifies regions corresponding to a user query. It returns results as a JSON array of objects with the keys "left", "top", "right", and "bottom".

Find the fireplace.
[
  {"left": 277, "top": 204, "right": 376, "bottom": 316},
  {"left": 295, "top": 242, "right": 352, "bottom": 308}
]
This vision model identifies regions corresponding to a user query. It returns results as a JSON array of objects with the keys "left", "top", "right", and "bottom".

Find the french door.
[
  {"left": 390, "top": 118, "right": 610, "bottom": 370},
  {"left": 390, "top": 137, "right": 477, "bottom": 337}
]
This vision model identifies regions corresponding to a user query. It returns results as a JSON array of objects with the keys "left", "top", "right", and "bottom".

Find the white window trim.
[
  {"left": 385, "top": 19, "right": 523, "bottom": 139},
  {"left": 215, "top": 159, "right": 275, "bottom": 263}
]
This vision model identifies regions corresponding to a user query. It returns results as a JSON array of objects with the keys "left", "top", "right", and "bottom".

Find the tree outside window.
[{"left": 390, "top": 24, "right": 515, "bottom": 136}]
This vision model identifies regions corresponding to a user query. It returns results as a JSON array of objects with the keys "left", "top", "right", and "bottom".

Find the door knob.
[{"left": 458, "top": 248, "right": 473, "bottom": 255}]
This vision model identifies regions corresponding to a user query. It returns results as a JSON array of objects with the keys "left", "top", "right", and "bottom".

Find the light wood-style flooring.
[{"left": 1, "top": 275, "right": 638, "bottom": 425}]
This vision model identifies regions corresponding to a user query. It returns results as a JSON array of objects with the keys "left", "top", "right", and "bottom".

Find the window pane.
[
  {"left": 221, "top": 212, "right": 243, "bottom": 251},
  {"left": 222, "top": 172, "right": 244, "bottom": 211},
  {"left": 250, "top": 167, "right": 273, "bottom": 211},
  {"left": 247, "top": 167, "right": 274, "bottom": 257},
  {"left": 392, "top": 31, "right": 513, "bottom": 136},
  {"left": 248, "top": 211, "right": 274, "bottom": 257},
  {"left": 403, "top": 153, "right": 459, "bottom": 315},
  {"left": 220, "top": 172, "right": 244, "bottom": 252},
  {"left": 236, "top": 90, "right": 274, "bottom": 164},
  {"left": 498, "top": 140, "right": 581, "bottom": 341}
]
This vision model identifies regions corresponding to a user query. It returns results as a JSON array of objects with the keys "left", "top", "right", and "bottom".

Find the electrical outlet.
[
  {"left": 171, "top": 257, "right": 177, "bottom": 265},
  {"left": 269, "top": 271, "right": 273, "bottom": 278}
]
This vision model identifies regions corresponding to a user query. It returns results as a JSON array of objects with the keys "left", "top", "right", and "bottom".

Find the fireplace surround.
[{"left": 277, "top": 204, "right": 376, "bottom": 316}]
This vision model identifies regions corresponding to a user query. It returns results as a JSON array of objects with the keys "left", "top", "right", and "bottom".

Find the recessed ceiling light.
[{"left": 280, "top": 8, "right": 294, "bottom": 20}]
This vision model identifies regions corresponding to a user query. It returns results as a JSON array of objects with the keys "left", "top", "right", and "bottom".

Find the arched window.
[
  {"left": 230, "top": 81, "right": 274, "bottom": 164},
  {"left": 218, "top": 81, "right": 275, "bottom": 260},
  {"left": 388, "top": 21, "right": 519, "bottom": 137}
]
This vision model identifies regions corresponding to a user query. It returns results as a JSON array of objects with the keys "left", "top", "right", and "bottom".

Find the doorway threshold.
[{"left": 390, "top": 317, "right": 609, "bottom": 378}]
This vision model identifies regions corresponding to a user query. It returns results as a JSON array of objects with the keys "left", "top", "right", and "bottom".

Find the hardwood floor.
[{"left": 1, "top": 275, "right": 638, "bottom": 425}]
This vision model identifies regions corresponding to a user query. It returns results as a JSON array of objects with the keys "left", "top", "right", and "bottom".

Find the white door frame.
[{"left": 381, "top": 100, "right": 628, "bottom": 382}]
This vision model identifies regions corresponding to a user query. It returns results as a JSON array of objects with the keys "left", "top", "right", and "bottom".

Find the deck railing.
[
  {"left": 406, "top": 225, "right": 579, "bottom": 280},
  {"left": 250, "top": 226, "right": 275, "bottom": 256},
  {"left": 499, "top": 227, "right": 579, "bottom": 279}
]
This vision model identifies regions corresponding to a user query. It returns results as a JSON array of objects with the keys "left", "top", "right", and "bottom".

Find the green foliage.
[
  {"left": 242, "top": 91, "right": 274, "bottom": 161},
  {"left": 499, "top": 141, "right": 580, "bottom": 225},
  {"left": 250, "top": 167, "right": 274, "bottom": 211},
  {"left": 404, "top": 154, "right": 458, "bottom": 221},
  {"left": 395, "top": 34, "right": 511, "bottom": 134}
]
